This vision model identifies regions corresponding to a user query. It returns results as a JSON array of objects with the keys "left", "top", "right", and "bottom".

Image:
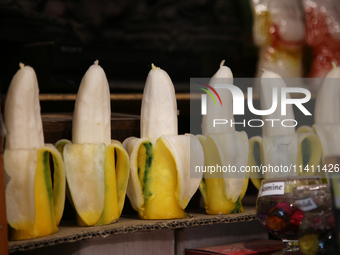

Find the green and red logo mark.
[{"left": 196, "top": 82, "right": 222, "bottom": 106}]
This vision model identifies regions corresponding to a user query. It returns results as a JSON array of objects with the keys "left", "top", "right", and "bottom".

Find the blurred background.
[
  {"left": 0, "top": 0, "right": 339, "bottom": 134},
  {"left": 2, "top": 0, "right": 340, "bottom": 92},
  {"left": 0, "top": 0, "right": 256, "bottom": 94}
]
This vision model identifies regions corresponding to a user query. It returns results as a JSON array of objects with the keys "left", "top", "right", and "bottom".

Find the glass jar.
[
  {"left": 256, "top": 176, "right": 322, "bottom": 254},
  {"left": 293, "top": 183, "right": 338, "bottom": 255}
]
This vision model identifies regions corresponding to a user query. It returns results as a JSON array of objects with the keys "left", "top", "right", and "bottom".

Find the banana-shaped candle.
[
  {"left": 197, "top": 61, "right": 249, "bottom": 214},
  {"left": 4, "top": 64, "right": 65, "bottom": 240},
  {"left": 122, "top": 64, "right": 204, "bottom": 219},
  {"left": 313, "top": 63, "right": 340, "bottom": 159},
  {"left": 56, "top": 61, "right": 129, "bottom": 226},
  {"left": 249, "top": 71, "right": 322, "bottom": 189}
]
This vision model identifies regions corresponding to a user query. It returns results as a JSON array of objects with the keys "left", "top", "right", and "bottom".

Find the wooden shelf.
[{"left": 9, "top": 208, "right": 260, "bottom": 254}]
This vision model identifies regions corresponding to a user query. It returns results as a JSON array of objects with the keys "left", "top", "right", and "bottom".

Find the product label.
[
  {"left": 259, "top": 182, "right": 285, "bottom": 197},
  {"left": 295, "top": 197, "right": 317, "bottom": 211}
]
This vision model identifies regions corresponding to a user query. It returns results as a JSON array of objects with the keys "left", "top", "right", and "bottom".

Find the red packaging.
[{"left": 185, "top": 239, "right": 284, "bottom": 255}]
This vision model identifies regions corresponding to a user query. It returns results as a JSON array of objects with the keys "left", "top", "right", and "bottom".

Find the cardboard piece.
[
  {"left": 10, "top": 229, "right": 176, "bottom": 255},
  {"left": 9, "top": 208, "right": 257, "bottom": 253}
]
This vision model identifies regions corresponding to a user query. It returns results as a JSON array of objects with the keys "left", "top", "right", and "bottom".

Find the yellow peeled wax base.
[
  {"left": 197, "top": 132, "right": 249, "bottom": 215},
  {"left": 94, "top": 144, "right": 119, "bottom": 225},
  {"left": 138, "top": 139, "right": 186, "bottom": 219},
  {"left": 124, "top": 134, "right": 203, "bottom": 220},
  {"left": 9, "top": 146, "right": 64, "bottom": 240},
  {"left": 95, "top": 142, "right": 129, "bottom": 225},
  {"left": 200, "top": 178, "right": 248, "bottom": 215},
  {"left": 60, "top": 140, "right": 129, "bottom": 226},
  {"left": 249, "top": 131, "right": 323, "bottom": 190},
  {"left": 64, "top": 143, "right": 105, "bottom": 226}
]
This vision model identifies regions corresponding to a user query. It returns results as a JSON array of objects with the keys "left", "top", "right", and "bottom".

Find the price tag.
[
  {"left": 295, "top": 198, "right": 317, "bottom": 211},
  {"left": 259, "top": 182, "right": 285, "bottom": 197}
]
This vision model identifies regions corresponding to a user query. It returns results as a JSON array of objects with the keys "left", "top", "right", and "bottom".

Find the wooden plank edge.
[{"left": 38, "top": 93, "right": 317, "bottom": 101}]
